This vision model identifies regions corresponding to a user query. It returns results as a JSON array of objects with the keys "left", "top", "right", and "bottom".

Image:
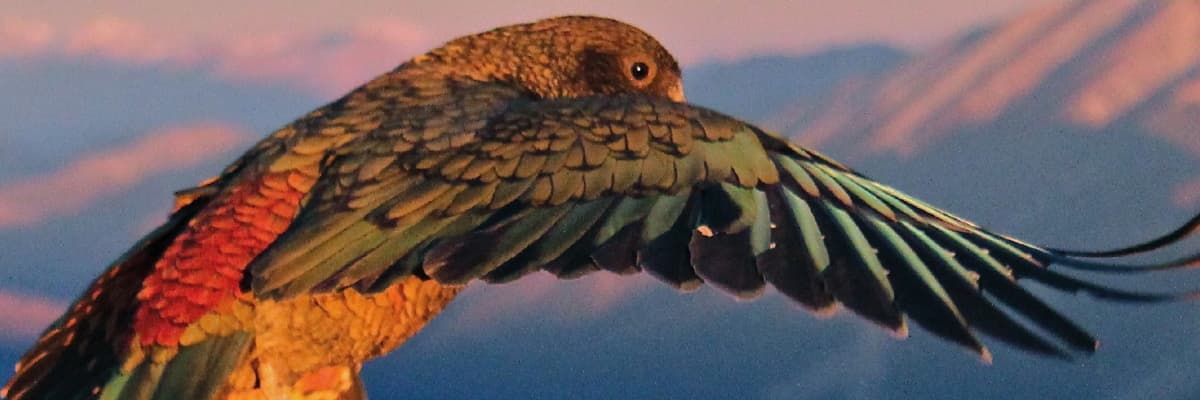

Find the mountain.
[
  {"left": 684, "top": 44, "right": 908, "bottom": 122},
  {"left": 769, "top": 0, "right": 1200, "bottom": 225},
  {"left": 781, "top": 0, "right": 1198, "bottom": 154}
]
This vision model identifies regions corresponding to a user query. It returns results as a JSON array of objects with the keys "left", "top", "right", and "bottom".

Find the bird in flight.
[{"left": 4, "top": 15, "right": 1198, "bottom": 400}]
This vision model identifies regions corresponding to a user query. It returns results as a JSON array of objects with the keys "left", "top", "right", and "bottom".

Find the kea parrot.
[{"left": 4, "top": 15, "right": 1200, "bottom": 400}]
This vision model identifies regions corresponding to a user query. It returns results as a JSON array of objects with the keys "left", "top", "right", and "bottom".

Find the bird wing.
[{"left": 248, "top": 92, "right": 1196, "bottom": 359}]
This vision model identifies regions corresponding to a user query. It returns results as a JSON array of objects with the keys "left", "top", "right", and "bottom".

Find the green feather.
[
  {"left": 779, "top": 187, "right": 830, "bottom": 273},
  {"left": 898, "top": 222, "right": 980, "bottom": 288},
  {"left": 801, "top": 163, "right": 852, "bottom": 207},
  {"left": 98, "top": 333, "right": 251, "bottom": 400},
  {"left": 930, "top": 225, "right": 1016, "bottom": 282},
  {"left": 822, "top": 202, "right": 894, "bottom": 302},
  {"left": 252, "top": 176, "right": 439, "bottom": 290},
  {"left": 865, "top": 219, "right": 964, "bottom": 323},
  {"left": 774, "top": 155, "right": 820, "bottom": 197},
  {"left": 749, "top": 189, "right": 772, "bottom": 256},
  {"left": 426, "top": 205, "right": 572, "bottom": 284},
  {"left": 722, "top": 128, "right": 773, "bottom": 187},
  {"left": 152, "top": 333, "right": 252, "bottom": 400},
  {"left": 875, "top": 184, "right": 973, "bottom": 229},
  {"left": 593, "top": 196, "right": 657, "bottom": 245},
  {"left": 642, "top": 191, "right": 691, "bottom": 241},
  {"left": 926, "top": 225, "right": 1098, "bottom": 352},
  {"left": 824, "top": 168, "right": 896, "bottom": 220},
  {"left": 108, "top": 361, "right": 163, "bottom": 400},
  {"left": 862, "top": 218, "right": 984, "bottom": 353},
  {"left": 332, "top": 215, "right": 473, "bottom": 290},
  {"left": 897, "top": 222, "right": 1068, "bottom": 357},
  {"left": 272, "top": 222, "right": 396, "bottom": 294},
  {"left": 485, "top": 198, "right": 613, "bottom": 283},
  {"left": 847, "top": 176, "right": 923, "bottom": 221}
]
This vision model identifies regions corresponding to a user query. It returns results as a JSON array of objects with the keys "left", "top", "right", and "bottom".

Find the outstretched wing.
[{"left": 249, "top": 93, "right": 1196, "bottom": 359}]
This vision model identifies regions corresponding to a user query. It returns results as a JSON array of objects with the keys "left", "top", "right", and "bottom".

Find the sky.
[
  {"left": 3, "top": 0, "right": 1053, "bottom": 64},
  {"left": 5, "top": 1, "right": 1200, "bottom": 399}
]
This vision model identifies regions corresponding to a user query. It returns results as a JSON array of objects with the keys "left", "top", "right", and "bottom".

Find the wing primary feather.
[
  {"left": 809, "top": 198, "right": 904, "bottom": 333},
  {"left": 361, "top": 211, "right": 500, "bottom": 291},
  {"left": 1039, "top": 249, "right": 1200, "bottom": 274},
  {"left": 857, "top": 216, "right": 985, "bottom": 356},
  {"left": 799, "top": 162, "right": 853, "bottom": 208},
  {"left": 966, "top": 233, "right": 1188, "bottom": 302},
  {"left": 755, "top": 185, "right": 835, "bottom": 312},
  {"left": 772, "top": 154, "right": 821, "bottom": 197},
  {"left": 1043, "top": 212, "right": 1200, "bottom": 258},
  {"left": 870, "top": 183, "right": 975, "bottom": 229},
  {"left": 777, "top": 185, "right": 832, "bottom": 273},
  {"left": 925, "top": 225, "right": 1098, "bottom": 353},
  {"left": 895, "top": 222, "right": 1070, "bottom": 358},
  {"left": 987, "top": 230, "right": 1200, "bottom": 274},
  {"left": 822, "top": 166, "right": 897, "bottom": 221},
  {"left": 841, "top": 174, "right": 923, "bottom": 222}
]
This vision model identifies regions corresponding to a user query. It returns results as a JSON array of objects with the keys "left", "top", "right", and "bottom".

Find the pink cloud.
[
  {"left": 0, "top": 17, "right": 54, "bottom": 59},
  {"left": 0, "top": 122, "right": 247, "bottom": 229},
  {"left": 50, "top": 15, "right": 431, "bottom": 96},
  {"left": 0, "top": 290, "right": 65, "bottom": 342},
  {"left": 64, "top": 16, "right": 202, "bottom": 66},
  {"left": 210, "top": 17, "right": 430, "bottom": 95},
  {"left": 451, "top": 272, "right": 655, "bottom": 331}
]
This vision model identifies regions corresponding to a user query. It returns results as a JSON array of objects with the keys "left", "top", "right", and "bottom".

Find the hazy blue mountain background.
[{"left": 3, "top": 1, "right": 1199, "bottom": 398}]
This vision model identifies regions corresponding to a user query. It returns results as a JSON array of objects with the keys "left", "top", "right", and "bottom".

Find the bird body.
[{"left": 3, "top": 15, "right": 1198, "bottom": 400}]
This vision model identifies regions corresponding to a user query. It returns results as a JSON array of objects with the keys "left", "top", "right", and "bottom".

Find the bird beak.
[{"left": 668, "top": 82, "right": 686, "bottom": 103}]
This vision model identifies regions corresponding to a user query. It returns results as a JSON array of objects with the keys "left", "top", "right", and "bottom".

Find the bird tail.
[{"left": 1, "top": 192, "right": 235, "bottom": 400}]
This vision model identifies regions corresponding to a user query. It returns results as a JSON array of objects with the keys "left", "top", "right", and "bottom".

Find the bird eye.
[{"left": 630, "top": 62, "right": 651, "bottom": 81}]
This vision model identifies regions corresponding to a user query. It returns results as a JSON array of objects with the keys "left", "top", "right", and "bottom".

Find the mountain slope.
[{"left": 758, "top": 0, "right": 1200, "bottom": 215}]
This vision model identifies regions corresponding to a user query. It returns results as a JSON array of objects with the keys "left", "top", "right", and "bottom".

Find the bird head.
[{"left": 414, "top": 15, "right": 685, "bottom": 102}]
